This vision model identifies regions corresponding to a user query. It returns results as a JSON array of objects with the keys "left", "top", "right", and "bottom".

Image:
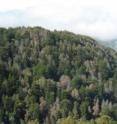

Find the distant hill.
[{"left": 99, "top": 39, "right": 117, "bottom": 51}]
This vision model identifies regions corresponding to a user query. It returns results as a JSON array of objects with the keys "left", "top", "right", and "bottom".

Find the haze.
[{"left": 0, "top": 0, "right": 117, "bottom": 41}]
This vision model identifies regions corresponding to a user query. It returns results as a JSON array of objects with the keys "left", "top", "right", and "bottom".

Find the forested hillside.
[{"left": 0, "top": 27, "right": 117, "bottom": 124}]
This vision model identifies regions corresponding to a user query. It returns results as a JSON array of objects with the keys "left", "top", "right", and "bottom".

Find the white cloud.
[{"left": 0, "top": 0, "right": 117, "bottom": 41}]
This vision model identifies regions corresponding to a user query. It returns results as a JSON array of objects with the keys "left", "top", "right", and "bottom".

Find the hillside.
[{"left": 0, "top": 27, "right": 117, "bottom": 124}]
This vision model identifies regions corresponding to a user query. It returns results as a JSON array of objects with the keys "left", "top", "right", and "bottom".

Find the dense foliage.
[{"left": 0, "top": 27, "right": 117, "bottom": 124}]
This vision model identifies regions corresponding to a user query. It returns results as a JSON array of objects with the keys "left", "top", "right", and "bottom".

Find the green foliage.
[
  {"left": 0, "top": 27, "right": 117, "bottom": 124},
  {"left": 71, "top": 75, "right": 83, "bottom": 88}
]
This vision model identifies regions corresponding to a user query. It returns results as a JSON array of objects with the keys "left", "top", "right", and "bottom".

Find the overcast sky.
[{"left": 0, "top": 0, "right": 117, "bottom": 41}]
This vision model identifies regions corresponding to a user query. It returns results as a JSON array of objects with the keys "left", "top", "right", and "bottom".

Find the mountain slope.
[{"left": 0, "top": 27, "right": 117, "bottom": 124}]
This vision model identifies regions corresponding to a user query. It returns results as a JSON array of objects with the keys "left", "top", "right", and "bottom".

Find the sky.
[{"left": 0, "top": 0, "right": 117, "bottom": 41}]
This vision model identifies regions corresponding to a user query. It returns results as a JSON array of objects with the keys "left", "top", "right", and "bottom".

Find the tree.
[
  {"left": 28, "top": 119, "right": 39, "bottom": 124},
  {"left": 71, "top": 75, "right": 83, "bottom": 89},
  {"left": 80, "top": 101, "right": 90, "bottom": 119},
  {"left": 25, "top": 103, "right": 40, "bottom": 123}
]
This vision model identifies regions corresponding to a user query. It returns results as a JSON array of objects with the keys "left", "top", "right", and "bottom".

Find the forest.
[{"left": 0, "top": 27, "right": 117, "bottom": 124}]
